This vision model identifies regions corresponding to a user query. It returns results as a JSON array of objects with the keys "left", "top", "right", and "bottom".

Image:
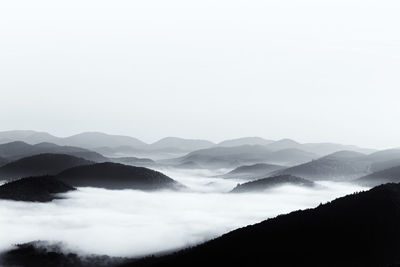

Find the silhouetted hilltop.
[
  {"left": 0, "top": 141, "right": 108, "bottom": 162},
  {"left": 0, "top": 176, "right": 75, "bottom": 202},
  {"left": 231, "top": 175, "right": 314, "bottom": 193},
  {"left": 122, "top": 183, "right": 400, "bottom": 267},
  {"left": 56, "top": 162, "right": 180, "bottom": 190},
  {"left": 219, "top": 163, "right": 285, "bottom": 180},
  {"left": 0, "top": 154, "right": 93, "bottom": 180},
  {"left": 274, "top": 150, "right": 370, "bottom": 181},
  {"left": 0, "top": 241, "right": 127, "bottom": 267},
  {"left": 354, "top": 165, "right": 400, "bottom": 187}
]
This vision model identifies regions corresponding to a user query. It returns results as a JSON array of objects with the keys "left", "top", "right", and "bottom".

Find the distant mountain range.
[
  {"left": 231, "top": 175, "right": 314, "bottom": 193},
  {"left": 0, "top": 141, "right": 107, "bottom": 162},
  {"left": 0, "top": 131, "right": 376, "bottom": 158},
  {"left": 354, "top": 165, "right": 400, "bottom": 187},
  {"left": 165, "top": 145, "right": 318, "bottom": 169},
  {"left": 119, "top": 183, "right": 400, "bottom": 267},
  {"left": 0, "top": 176, "right": 76, "bottom": 202}
]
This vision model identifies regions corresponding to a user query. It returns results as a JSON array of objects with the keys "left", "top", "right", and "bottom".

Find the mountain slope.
[
  {"left": 274, "top": 151, "right": 370, "bottom": 181},
  {"left": 171, "top": 145, "right": 317, "bottom": 169},
  {"left": 122, "top": 183, "right": 400, "bottom": 267},
  {"left": 0, "top": 176, "right": 75, "bottom": 202},
  {"left": 55, "top": 162, "right": 181, "bottom": 190},
  {"left": 219, "top": 163, "right": 285, "bottom": 180},
  {"left": 0, "top": 154, "right": 93, "bottom": 180},
  {"left": 354, "top": 165, "right": 400, "bottom": 187},
  {"left": 61, "top": 132, "right": 147, "bottom": 149},
  {"left": 231, "top": 175, "right": 314, "bottom": 193}
]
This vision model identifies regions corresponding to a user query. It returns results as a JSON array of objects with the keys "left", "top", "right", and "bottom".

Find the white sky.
[{"left": 0, "top": 0, "right": 399, "bottom": 148}]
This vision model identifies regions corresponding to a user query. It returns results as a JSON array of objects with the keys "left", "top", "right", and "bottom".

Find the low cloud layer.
[{"left": 0, "top": 170, "right": 366, "bottom": 258}]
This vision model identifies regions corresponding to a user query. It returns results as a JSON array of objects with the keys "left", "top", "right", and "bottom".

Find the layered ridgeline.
[
  {"left": 55, "top": 162, "right": 181, "bottom": 190},
  {"left": 0, "top": 176, "right": 76, "bottom": 202},
  {"left": 119, "top": 183, "right": 400, "bottom": 267},
  {"left": 166, "top": 145, "right": 318, "bottom": 169},
  {"left": 0, "top": 141, "right": 107, "bottom": 162},
  {"left": 271, "top": 149, "right": 400, "bottom": 182},
  {"left": 219, "top": 163, "right": 285, "bottom": 180},
  {"left": 0, "top": 154, "right": 93, "bottom": 180},
  {"left": 0, "top": 156, "right": 9, "bottom": 167},
  {"left": 354, "top": 165, "right": 400, "bottom": 187},
  {"left": 231, "top": 175, "right": 315, "bottom": 193}
]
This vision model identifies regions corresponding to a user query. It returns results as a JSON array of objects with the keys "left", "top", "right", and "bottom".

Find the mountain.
[
  {"left": 0, "top": 154, "right": 93, "bottom": 180},
  {"left": 169, "top": 145, "right": 317, "bottom": 169},
  {"left": 354, "top": 165, "right": 400, "bottom": 187},
  {"left": 0, "top": 156, "right": 9, "bottom": 167},
  {"left": 217, "top": 137, "right": 274, "bottom": 147},
  {"left": 0, "top": 141, "right": 108, "bottom": 162},
  {"left": 273, "top": 151, "right": 370, "bottom": 181},
  {"left": 150, "top": 137, "right": 214, "bottom": 151},
  {"left": 55, "top": 162, "right": 181, "bottom": 190},
  {"left": 219, "top": 163, "right": 285, "bottom": 180},
  {"left": 0, "top": 242, "right": 127, "bottom": 267},
  {"left": 302, "top": 142, "right": 376, "bottom": 156},
  {"left": 60, "top": 132, "right": 147, "bottom": 149},
  {"left": 0, "top": 176, "right": 75, "bottom": 202},
  {"left": 231, "top": 175, "right": 314, "bottom": 193},
  {"left": 0, "top": 130, "right": 59, "bottom": 145},
  {"left": 264, "top": 138, "right": 302, "bottom": 151},
  {"left": 121, "top": 183, "right": 400, "bottom": 267}
]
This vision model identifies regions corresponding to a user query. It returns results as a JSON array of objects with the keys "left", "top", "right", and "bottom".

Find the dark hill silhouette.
[
  {"left": 354, "top": 165, "right": 400, "bottom": 187},
  {"left": 0, "top": 154, "right": 93, "bottom": 180},
  {"left": 0, "top": 141, "right": 108, "bottom": 162},
  {"left": 231, "top": 175, "right": 314, "bottom": 193},
  {"left": 0, "top": 176, "right": 75, "bottom": 202},
  {"left": 0, "top": 241, "right": 127, "bottom": 267},
  {"left": 219, "top": 163, "right": 285, "bottom": 180},
  {"left": 55, "top": 162, "right": 180, "bottom": 190},
  {"left": 121, "top": 183, "right": 400, "bottom": 267},
  {"left": 273, "top": 150, "right": 370, "bottom": 181}
]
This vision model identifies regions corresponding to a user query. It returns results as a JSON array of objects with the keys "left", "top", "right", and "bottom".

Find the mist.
[{"left": 0, "top": 170, "right": 366, "bottom": 258}]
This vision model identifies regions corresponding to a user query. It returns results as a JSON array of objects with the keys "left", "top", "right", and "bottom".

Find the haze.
[
  {"left": 0, "top": 170, "right": 365, "bottom": 257},
  {"left": 0, "top": 0, "right": 399, "bottom": 148}
]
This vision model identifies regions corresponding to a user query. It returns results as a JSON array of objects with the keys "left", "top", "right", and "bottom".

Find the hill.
[
  {"left": 217, "top": 137, "right": 274, "bottom": 147},
  {"left": 231, "top": 175, "right": 314, "bottom": 193},
  {"left": 219, "top": 163, "right": 285, "bottom": 180},
  {"left": 169, "top": 145, "right": 317, "bottom": 169},
  {"left": 121, "top": 183, "right": 400, "bottom": 267},
  {"left": 61, "top": 132, "right": 147, "bottom": 149},
  {"left": 0, "top": 141, "right": 108, "bottom": 162},
  {"left": 0, "top": 176, "right": 75, "bottom": 202},
  {"left": 55, "top": 162, "right": 180, "bottom": 190},
  {"left": 354, "top": 165, "right": 400, "bottom": 187},
  {"left": 274, "top": 151, "right": 370, "bottom": 181},
  {"left": 0, "top": 156, "right": 9, "bottom": 167},
  {"left": 0, "top": 154, "right": 93, "bottom": 180}
]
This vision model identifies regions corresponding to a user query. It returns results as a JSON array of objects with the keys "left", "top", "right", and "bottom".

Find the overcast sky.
[{"left": 0, "top": 0, "right": 399, "bottom": 148}]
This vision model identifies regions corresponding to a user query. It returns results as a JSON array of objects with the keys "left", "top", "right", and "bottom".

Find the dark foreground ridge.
[
  {"left": 120, "top": 183, "right": 400, "bottom": 267},
  {"left": 231, "top": 174, "right": 314, "bottom": 193},
  {"left": 55, "top": 162, "right": 181, "bottom": 190},
  {"left": 0, "top": 241, "right": 127, "bottom": 267},
  {"left": 0, "top": 153, "right": 93, "bottom": 180},
  {"left": 0, "top": 176, "right": 76, "bottom": 202}
]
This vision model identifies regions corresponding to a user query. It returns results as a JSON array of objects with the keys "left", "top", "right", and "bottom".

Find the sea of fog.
[{"left": 0, "top": 169, "right": 367, "bottom": 258}]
